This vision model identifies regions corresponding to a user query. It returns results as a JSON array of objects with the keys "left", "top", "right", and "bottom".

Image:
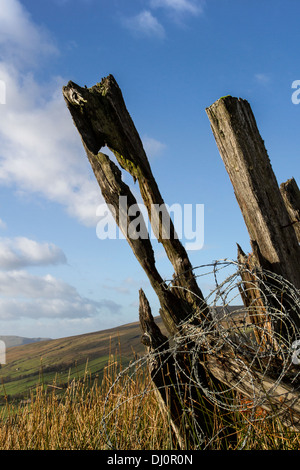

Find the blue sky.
[{"left": 0, "top": 0, "right": 299, "bottom": 339}]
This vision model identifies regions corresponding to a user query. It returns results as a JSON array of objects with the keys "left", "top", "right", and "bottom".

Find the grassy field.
[
  {"left": 0, "top": 318, "right": 162, "bottom": 402},
  {"left": 1, "top": 317, "right": 300, "bottom": 450},
  {"left": 0, "top": 355, "right": 173, "bottom": 450},
  {"left": 1, "top": 353, "right": 300, "bottom": 450}
]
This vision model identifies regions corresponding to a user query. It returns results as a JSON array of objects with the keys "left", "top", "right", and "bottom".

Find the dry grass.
[
  {"left": 0, "top": 355, "right": 300, "bottom": 450},
  {"left": 0, "top": 357, "right": 171, "bottom": 450}
]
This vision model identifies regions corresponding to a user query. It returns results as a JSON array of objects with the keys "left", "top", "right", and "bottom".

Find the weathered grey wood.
[
  {"left": 75, "top": 148, "right": 195, "bottom": 335},
  {"left": 280, "top": 177, "right": 300, "bottom": 243},
  {"left": 63, "top": 77, "right": 300, "bottom": 446},
  {"left": 141, "top": 286, "right": 300, "bottom": 437},
  {"left": 204, "top": 98, "right": 300, "bottom": 430},
  {"left": 62, "top": 75, "right": 207, "bottom": 324},
  {"left": 202, "top": 346, "right": 300, "bottom": 432},
  {"left": 139, "top": 289, "right": 185, "bottom": 448},
  {"left": 236, "top": 244, "right": 278, "bottom": 349},
  {"left": 206, "top": 97, "right": 300, "bottom": 291},
  {"left": 139, "top": 289, "right": 236, "bottom": 449},
  {"left": 139, "top": 289, "right": 169, "bottom": 350}
]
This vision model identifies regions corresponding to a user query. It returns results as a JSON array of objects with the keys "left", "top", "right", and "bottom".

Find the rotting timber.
[{"left": 63, "top": 75, "right": 300, "bottom": 448}]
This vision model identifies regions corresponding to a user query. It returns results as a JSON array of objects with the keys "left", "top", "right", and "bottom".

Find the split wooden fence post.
[
  {"left": 206, "top": 96, "right": 300, "bottom": 289},
  {"left": 206, "top": 97, "right": 300, "bottom": 337},
  {"left": 62, "top": 75, "right": 209, "bottom": 335},
  {"left": 63, "top": 77, "right": 300, "bottom": 447}
]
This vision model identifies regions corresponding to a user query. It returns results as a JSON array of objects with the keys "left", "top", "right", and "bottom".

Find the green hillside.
[
  {"left": 0, "top": 306, "right": 242, "bottom": 403},
  {"left": 0, "top": 318, "right": 165, "bottom": 402}
]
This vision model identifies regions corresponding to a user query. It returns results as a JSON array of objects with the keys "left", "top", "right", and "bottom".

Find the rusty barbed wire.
[{"left": 101, "top": 259, "right": 300, "bottom": 449}]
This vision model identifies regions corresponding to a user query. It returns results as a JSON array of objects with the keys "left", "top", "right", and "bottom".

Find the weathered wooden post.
[
  {"left": 62, "top": 75, "right": 222, "bottom": 448},
  {"left": 206, "top": 96, "right": 300, "bottom": 289},
  {"left": 280, "top": 177, "right": 300, "bottom": 243},
  {"left": 63, "top": 77, "right": 300, "bottom": 448},
  {"left": 206, "top": 97, "right": 300, "bottom": 340},
  {"left": 62, "top": 75, "right": 209, "bottom": 336}
]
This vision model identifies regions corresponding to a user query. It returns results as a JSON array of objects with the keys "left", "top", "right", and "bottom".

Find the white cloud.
[
  {"left": 0, "top": 234, "right": 122, "bottom": 322},
  {"left": 255, "top": 73, "right": 271, "bottom": 84},
  {"left": 124, "top": 10, "right": 165, "bottom": 38},
  {"left": 0, "top": 0, "right": 102, "bottom": 227},
  {"left": 150, "top": 0, "right": 203, "bottom": 15},
  {"left": 143, "top": 135, "right": 166, "bottom": 159},
  {"left": 0, "top": 1, "right": 170, "bottom": 227},
  {"left": 123, "top": 0, "right": 204, "bottom": 38},
  {"left": 0, "top": 296, "right": 121, "bottom": 320},
  {"left": 0, "top": 237, "right": 67, "bottom": 270},
  {"left": 0, "top": 0, "right": 58, "bottom": 67},
  {"left": 0, "top": 0, "right": 151, "bottom": 335},
  {"left": 0, "top": 62, "right": 102, "bottom": 227},
  {"left": 0, "top": 270, "right": 122, "bottom": 320},
  {"left": 0, "top": 270, "right": 71, "bottom": 298}
]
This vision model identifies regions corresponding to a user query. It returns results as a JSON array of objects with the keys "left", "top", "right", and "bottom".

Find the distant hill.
[
  {"left": 0, "top": 336, "right": 51, "bottom": 348},
  {"left": 0, "top": 307, "right": 243, "bottom": 402},
  {"left": 0, "top": 317, "right": 166, "bottom": 402}
]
